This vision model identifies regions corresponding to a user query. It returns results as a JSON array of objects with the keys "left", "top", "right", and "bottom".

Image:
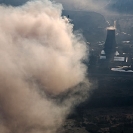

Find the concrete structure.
[{"left": 104, "top": 27, "right": 116, "bottom": 61}]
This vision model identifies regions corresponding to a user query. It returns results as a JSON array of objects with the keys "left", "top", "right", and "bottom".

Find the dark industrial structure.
[{"left": 104, "top": 27, "right": 116, "bottom": 61}]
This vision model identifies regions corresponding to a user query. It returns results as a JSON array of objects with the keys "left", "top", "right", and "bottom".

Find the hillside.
[
  {"left": 62, "top": 10, "right": 107, "bottom": 42},
  {"left": 107, "top": 0, "right": 133, "bottom": 14}
]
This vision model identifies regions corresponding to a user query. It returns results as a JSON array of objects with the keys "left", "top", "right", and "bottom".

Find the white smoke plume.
[{"left": 0, "top": 0, "right": 90, "bottom": 133}]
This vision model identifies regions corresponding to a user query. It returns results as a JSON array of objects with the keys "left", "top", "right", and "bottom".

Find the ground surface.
[{"left": 60, "top": 77, "right": 133, "bottom": 133}]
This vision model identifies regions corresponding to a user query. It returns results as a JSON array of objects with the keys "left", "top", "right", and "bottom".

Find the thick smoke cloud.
[{"left": 0, "top": 0, "right": 90, "bottom": 133}]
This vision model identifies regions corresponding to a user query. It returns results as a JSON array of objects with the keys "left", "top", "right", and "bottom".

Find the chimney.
[{"left": 104, "top": 27, "right": 116, "bottom": 60}]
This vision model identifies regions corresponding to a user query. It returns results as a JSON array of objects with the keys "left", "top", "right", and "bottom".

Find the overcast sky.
[{"left": 0, "top": 0, "right": 114, "bottom": 12}]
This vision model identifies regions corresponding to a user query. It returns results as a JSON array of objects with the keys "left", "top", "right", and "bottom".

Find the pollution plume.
[{"left": 0, "top": 0, "right": 90, "bottom": 133}]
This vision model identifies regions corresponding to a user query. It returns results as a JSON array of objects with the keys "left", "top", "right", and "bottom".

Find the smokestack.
[{"left": 104, "top": 27, "right": 116, "bottom": 61}]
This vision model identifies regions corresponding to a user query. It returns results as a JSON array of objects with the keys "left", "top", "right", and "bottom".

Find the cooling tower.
[{"left": 104, "top": 28, "right": 116, "bottom": 60}]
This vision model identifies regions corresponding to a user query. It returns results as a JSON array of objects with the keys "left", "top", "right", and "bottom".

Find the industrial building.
[
  {"left": 92, "top": 24, "right": 133, "bottom": 75},
  {"left": 98, "top": 26, "right": 133, "bottom": 72}
]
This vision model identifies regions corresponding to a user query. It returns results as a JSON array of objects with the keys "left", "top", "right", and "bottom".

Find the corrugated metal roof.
[
  {"left": 100, "top": 56, "right": 106, "bottom": 59},
  {"left": 114, "top": 57, "right": 125, "bottom": 61}
]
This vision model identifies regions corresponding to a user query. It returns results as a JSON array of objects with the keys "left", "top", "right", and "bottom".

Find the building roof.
[
  {"left": 114, "top": 57, "right": 125, "bottom": 61},
  {"left": 115, "top": 51, "right": 120, "bottom": 56},
  {"left": 100, "top": 56, "right": 106, "bottom": 59},
  {"left": 101, "top": 50, "right": 105, "bottom": 55},
  {"left": 111, "top": 66, "right": 133, "bottom": 72}
]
